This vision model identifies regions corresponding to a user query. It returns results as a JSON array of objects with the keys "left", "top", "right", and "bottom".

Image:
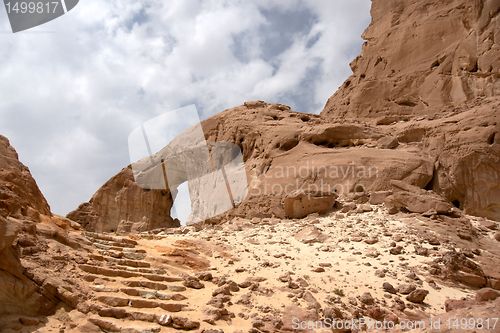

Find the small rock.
[
  {"left": 398, "top": 284, "right": 416, "bottom": 295},
  {"left": 195, "top": 272, "right": 213, "bottom": 281},
  {"left": 383, "top": 282, "right": 397, "bottom": 294},
  {"left": 323, "top": 306, "right": 343, "bottom": 320},
  {"left": 19, "top": 317, "right": 40, "bottom": 326},
  {"left": 171, "top": 316, "right": 200, "bottom": 330},
  {"left": 359, "top": 204, "right": 373, "bottom": 212},
  {"left": 360, "top": 292, "right": 375, "bottom": 305},
  {"left": 414, "top": 245, "right": 429, "bottom": 256},
  {"left": 406, "top": 289, "right": 429, "bottom": 304},
  {"left": 458, "top": 232, "right": 472, "bottom": 241},
  {"left": 475, "top": 288, "right": 500, "bottom": 302},
  {"left": 427, "top": 237, "right": 441, "bottom": 246},
  {"left": 183, "top": 276, "right": 204, "bottom": 289},
  {"left": 390, "top": 246, "right": 403, "bottom": 255},
  {"left": 364, "top": 237, "right": 378, "bottom": 245}
]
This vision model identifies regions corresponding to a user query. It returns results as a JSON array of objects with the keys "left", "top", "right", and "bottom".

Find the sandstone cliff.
[
  {"left": 0, "top": 135, "right": 50, "bottom": 220},
  {"left": 0, "top": 136, "right": 53, "bottom": 317},
  {"left": 322, "top": 0, "right": 499, "bottom": 120},
  {"left": 67, "top": 166, "right": 179, "bottom": 233},
  {"left": 0, "top": 136, "right": 88, "bottom": 320},
  {"left": 320, "top": 0, "right": 499, "bottom": 220}
]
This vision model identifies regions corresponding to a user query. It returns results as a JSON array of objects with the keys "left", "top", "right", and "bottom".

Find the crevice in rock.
[
  {"left": 487, "top": 132, "right": 496, "bottom": 145},
  {"left": 279, "top": 138, "right": 300, "bottom": 151},
  {"left": 424, "top": 169, "right": 436, "bottom": 191},
  {"left": 310, "top": 140, "right": 337, "bottom": 149}
]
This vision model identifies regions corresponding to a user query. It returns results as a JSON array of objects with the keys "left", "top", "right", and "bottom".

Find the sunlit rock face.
[
  {"left": 0, "top": 135, "right": 50, "bottom": 220},
  {"left": 320, "top": 0, "right": 500, "bottom": 221},
  {"left": 0, "top": 136, "right": 59, "bottom": 317},
  {"left": 67, "top": 166, "right": 179, "bottom": 233},
  {"left": 322, "top": 0, "right": 499, "bottom": 120}
]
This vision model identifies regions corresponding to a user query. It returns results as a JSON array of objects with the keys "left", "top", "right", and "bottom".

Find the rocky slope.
[{"left": 3, "top": 196, "right": 500, "bottom": 332}]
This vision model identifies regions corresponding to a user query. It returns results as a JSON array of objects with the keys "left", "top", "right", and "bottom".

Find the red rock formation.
[
  {"left": 67, "top": 166, "right": 179, "bottom": 233},
  {"left": 320, "top": 0, "right": 499, "bottom": 220},
  {"left": 322, "top": 0, "right": 499, "bottom": 120},
  {"left": 0, "top": 136, "right": 58, "bottom": 317},
  {"left": 0, "top": 135, "right": 50, "bottom": 220}
]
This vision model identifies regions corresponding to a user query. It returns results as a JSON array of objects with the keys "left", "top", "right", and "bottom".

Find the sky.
[{"left": 0, "top": 0, "right": 371, "bottom": 216}]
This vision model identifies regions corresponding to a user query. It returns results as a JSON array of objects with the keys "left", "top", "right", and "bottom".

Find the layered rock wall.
[{"left": 322, "top": 0, "right": 499, "bottom": 120}]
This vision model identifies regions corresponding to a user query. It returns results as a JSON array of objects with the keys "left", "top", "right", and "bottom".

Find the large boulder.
[
  {"left": 283, "top": 190, "right": 337, "bottom": 219},
  {"left": 384, "top": 180, "right": 453, "bottom": 214}
]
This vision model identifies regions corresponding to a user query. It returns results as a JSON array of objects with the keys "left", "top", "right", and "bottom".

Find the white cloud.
[{"left": 0, "top": 0, "right": 370, "bottom": 215}]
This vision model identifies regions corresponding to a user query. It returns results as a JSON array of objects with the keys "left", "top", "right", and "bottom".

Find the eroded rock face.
[
  {"left": 0, "top": 135, "right": 50, "bottom": 220},
  {"left": 385, "top": 180, "right": 453, "bottom": 214},
  {"left": 319, "top": 0, "right": 500, "bottom": 221},
  {"left": 67, "top": 166, "right": 179, "bottom": 233},
  {"left": 322, "top": 0, "right": 499, "bottom": 120},
  {"left": 283, "top": 190, "right": 337, "bottom": 219},
  {"left": 0, "top": 136, "right": 62, "bottom": 317},
  {"left": 69, "top": 103, "right": 438, "bottom": 229}
]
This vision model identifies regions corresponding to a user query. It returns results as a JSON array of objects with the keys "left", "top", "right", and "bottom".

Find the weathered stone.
[
  {"left": 406, "top": 289, "right": 429, "bottom": 304},
  {"left": 475, "top": 288, "right": 500, "bottom": 302},
  {"left": 283, "top": 190, "right": 337, "bottom": 219}
]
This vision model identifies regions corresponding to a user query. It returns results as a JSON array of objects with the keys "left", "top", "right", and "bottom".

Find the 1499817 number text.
[{"left": 5, "top": 1, "right": 60, "bottom": 14}]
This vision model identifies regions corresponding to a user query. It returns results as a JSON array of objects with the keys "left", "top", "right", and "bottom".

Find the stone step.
[
  {"left": 96, "top": 295, "right": 187, "bottom": 312},
  {"left": 79, "top": 264, "right": 181, "bottom": 282},
  {"left": 90, "top": 255, "right": 151, "bottom": 268},
  {"left": 84, "top": 232, "right": 138, "bottom": 246},
  {"left": 98, "top": 249, "right": 147, "bottom": 261},
  {"left": 87, "top": 260, "right": 165, "bottom": 275},
  {"left": 88, "top": 316, "right": 161, "bottom": 333},
  {"left": 120, "top": 288, "right": 188, "bottom": 301},
  {"left": 94, "top": 308, "right": 200, "bottom": 331},
  {"left": 88, "top": 238, "right": 137, "bottom": 249},
  {"left": 121, "top": 280, "right": 183, "bottom": 291},
  {"left": 92, "top": 285, "right": 187, "bottom": 302},
  {"left": 93, "top": 242, "right": 145, "bottom": 253},
  {"left": 83, "top": 274, "right": 116, "bottom": 283}
]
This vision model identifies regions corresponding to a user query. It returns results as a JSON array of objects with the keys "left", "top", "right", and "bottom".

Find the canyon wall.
[{"left": 322, "top": 0, "right": 499, "bottom": 120}]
